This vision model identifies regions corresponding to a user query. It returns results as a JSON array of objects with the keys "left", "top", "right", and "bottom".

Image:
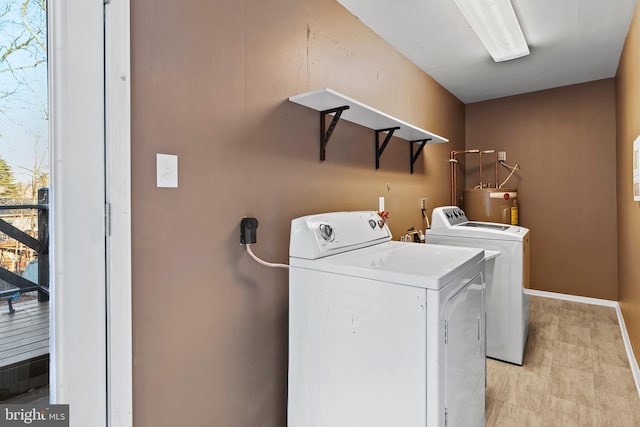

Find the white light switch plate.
[{"left": 157, "top": 153, "right": 178, "bottom": 188}]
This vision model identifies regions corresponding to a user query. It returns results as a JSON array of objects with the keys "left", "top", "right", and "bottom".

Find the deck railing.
[{"left": 0, "top": 188, "right": 49, "bottom": 313}]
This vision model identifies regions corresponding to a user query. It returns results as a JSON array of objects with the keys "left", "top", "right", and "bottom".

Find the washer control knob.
[
  {"left": 368, "top": 219, "right": 377, "bottom": 229},
  {"left": 318, "top": 224, "right": 335, "bottom": 242}
]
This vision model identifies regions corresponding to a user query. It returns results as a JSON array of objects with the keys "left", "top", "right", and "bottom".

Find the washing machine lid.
[
  {"left": 426, "top": 222, "right": 529, "bottom": 241},
  {"left": 429, "top": 206, "right": 528, "bottom": 241},
  {"left": 459, "top": 222, "right": 510, "bottom": 231},
  {"left": 290, "top": 241, "right": 484, "bottom": 290}
]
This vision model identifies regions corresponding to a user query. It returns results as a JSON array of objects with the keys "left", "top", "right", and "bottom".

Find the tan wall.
[
  {"left": 465, "top": 80, "right": 618, "bottom": 300},
  {"left": 616, "top": 2, "right": 640, "bottom": 364},
  {"left": 130, "top": 0, "right": 464, "bottom": 425}
]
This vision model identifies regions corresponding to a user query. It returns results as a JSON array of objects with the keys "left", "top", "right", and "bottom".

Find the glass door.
[{"left": 0, "top": 0, "right": 50, "bottom": 404}]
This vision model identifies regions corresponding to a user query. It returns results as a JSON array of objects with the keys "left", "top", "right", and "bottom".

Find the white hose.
[
  {"left": 500, "top": 160, "right": 519, "bottom": 170},
  {"left": 499, "top": 161, "right": 520, "bottom": 189},
  {"left": 422, "top": 209, "right": 430, "bottom": 229},
  {"left": 246, "top": 244, "right": 289, "bottom": 269}
]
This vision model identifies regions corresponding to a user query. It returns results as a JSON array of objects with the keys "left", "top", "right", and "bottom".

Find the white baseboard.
[
  {"left": 524, "top": 289, "right": 640, "bottom": 399},
  {"left": 614, "top": 304, "right": 640, "bottom": 400},
  {"left": 525, "top": 288, "right": 618, "bottom": 307}
]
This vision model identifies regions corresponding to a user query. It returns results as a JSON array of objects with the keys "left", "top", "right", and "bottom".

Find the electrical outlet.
[
  {"left": 240, "top": 217, "right": 259, "bottom": 244},
  {"left": 498, "top": 151, "right": 507, "bottom": 161},
  {"left": 420, "top": 198, "right": 429, "bottom": 210}
]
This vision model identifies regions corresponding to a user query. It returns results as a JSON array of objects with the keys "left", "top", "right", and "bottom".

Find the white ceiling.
[{"left": 336, "top": 0, "right": 638, "bottom": 103}]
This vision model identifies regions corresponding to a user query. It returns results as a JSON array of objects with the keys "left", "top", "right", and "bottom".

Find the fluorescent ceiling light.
[{"left": 454, "top": 0, "right": 529, "bottom": 62}]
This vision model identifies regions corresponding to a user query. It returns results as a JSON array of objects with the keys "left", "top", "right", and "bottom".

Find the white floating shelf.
[{"left": 289, "top": 88, "right": 448, "bottom": 173}]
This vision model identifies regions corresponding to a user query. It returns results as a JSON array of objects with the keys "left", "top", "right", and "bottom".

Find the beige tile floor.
[{"left": 486, "top": 295, "right": 640, "bottom": 427}]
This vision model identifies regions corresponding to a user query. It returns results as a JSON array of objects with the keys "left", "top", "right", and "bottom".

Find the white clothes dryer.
[
  {"left": 426, "top": 206, "right": 530, "bottom": 365},
  {"left": 288, "top": 211, "right": 486, "bottom": 427}
]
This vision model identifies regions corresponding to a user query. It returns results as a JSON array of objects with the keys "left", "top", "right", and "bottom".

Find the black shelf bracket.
[
  {"left": 410, "top": 138, "right": 432, "bottom": 174},
  {"left": 375, "top": 127, "right": 400, "bottom": 169},
  {"left": 320, "top": 105, "right": 350, "bottom": 161}
]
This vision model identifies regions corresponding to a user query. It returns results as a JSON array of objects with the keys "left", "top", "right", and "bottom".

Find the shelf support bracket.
[
  {"left": 320, "top": 105, "right": 350, "bottom": 161},
  {"left": 375, "top": 127, "right": 400, "bottom": 169},
  {"left": 410, "top": 138, "right": 432, "bottom": 174}
]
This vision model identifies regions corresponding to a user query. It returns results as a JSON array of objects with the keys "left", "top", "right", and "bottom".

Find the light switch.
[{"left": 157, "top": 153, "right": 178, "bottom": 188}]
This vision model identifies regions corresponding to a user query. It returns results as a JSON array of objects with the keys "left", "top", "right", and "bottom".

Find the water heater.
[{"left": 462, "top": 188, "right": 519, "bottom": 225}]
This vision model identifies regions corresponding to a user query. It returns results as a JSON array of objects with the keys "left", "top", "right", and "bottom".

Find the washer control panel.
[
  {"left": 430, "top": 206, "right": 468, "bottom": 230},
  {"left": 442, "top": 207, "right": 468, "bottom": 225}
]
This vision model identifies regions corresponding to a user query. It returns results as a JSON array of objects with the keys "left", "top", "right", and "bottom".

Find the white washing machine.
[
  {"left": 425, "top": 206, "right": 530, "bottom": 365},
  {"left": 288, "top": 211, "right": 486, "bottom": 427}
]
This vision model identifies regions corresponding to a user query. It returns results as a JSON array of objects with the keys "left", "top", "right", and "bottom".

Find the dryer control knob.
[{"left": 318, "top": 224, "right": 335, "bottom": 242}]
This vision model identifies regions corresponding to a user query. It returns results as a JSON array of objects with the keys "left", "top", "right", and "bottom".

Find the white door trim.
[
  {"left": 50, "top": 1, "right": 133, "bottom": 425},
  {"left": 105, "top": 0, "right": 133, "bottom": 426},
  {"left": 49, "top": 0, "right": 107, "bottom": 423}
]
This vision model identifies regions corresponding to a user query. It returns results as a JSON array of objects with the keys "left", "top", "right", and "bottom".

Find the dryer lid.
[{"left": 290, "top": 241, "right": 484, "bottom": 290}]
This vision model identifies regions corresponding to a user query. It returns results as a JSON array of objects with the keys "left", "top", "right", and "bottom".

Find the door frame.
[
  {"left": 49, "top": 0, "right": 132, "bottom": 425},
  {"left": 105, "top": 0, "right": 132, "bottom": 426}
]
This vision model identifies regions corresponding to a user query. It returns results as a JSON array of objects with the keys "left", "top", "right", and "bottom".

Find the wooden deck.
[{"left": 0, "top": 299, "right": 49, "bottom": 369}]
